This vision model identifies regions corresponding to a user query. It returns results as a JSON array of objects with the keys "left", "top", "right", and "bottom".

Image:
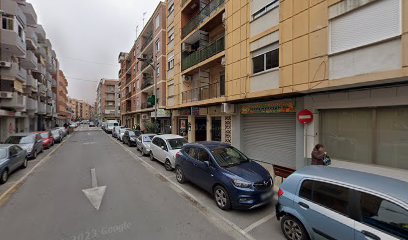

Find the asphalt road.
[{"left": 0, "top": 129, "right": 236, "bottom": 240}]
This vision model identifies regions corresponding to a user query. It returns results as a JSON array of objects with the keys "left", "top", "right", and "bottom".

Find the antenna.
[{"left": 142, "top": 12, "right": 147, "bottom": 27}]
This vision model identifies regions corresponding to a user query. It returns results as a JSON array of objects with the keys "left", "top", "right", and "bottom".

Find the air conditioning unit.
[
  {"left": 182, "top": 75, "right": 192, "bottom": 82},
  {"left": 0, "top": 61, "right": 12, "bottom": 68},
  {"left": 181, "top": 43, "right": 192, "bottom": 52},
  {"left": 221, "top": 57, "right": 226, "bottom": 66},
  {"left": 0, "top": 91, "right": 13, "bottom": 99},
  {"left": 221, "top": 103, "right": 235, "bottom": 114},
  {"left": 141, "top": 114, "right": 149, "bottom": 120}
]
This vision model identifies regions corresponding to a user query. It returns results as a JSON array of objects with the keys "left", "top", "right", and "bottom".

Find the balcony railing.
[
  {"left": 37, "top": 101, "right": 46, "bottom": 114},
  {"left": 141, "top": 78, "right": 153, "bottom": 90},
  {"left": 26, "top": 98, "right": 37, "bottom": 111},
  {"left": 140, "top": 33, "right": 153, "bottom": 52},
  {"left": 181, "top": 36, "right": 225, "bottom": 71},
  {"left": 181, "top": 82, "right": 222, "bottom": 103},
  {"left": 0, "top": 92, "right": 26, "bottom": 110},
  {"left": 141, "top": 102, "right": 153, "bottom": 109},
  {"left": 182, "top": 0, "right": 225, "bottom": 38}
]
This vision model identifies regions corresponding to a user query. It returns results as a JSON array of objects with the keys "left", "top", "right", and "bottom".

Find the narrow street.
[{"left": 0, "top": 128, "right": 243, "bottom": 240}]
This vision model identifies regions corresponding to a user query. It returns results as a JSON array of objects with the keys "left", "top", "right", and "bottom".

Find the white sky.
[{"left": 29, "top": 0, "right": 162, "bottom": 104}]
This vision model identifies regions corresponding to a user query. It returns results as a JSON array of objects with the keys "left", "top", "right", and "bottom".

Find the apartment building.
[
  {"left": 96, "top": 78, "right": 120, "bottom": 121},
  {"left": 55, "top": 70, "right": 69, "bottom": 125},
  {"left": 0, "top": 0, "right": 59, "bottom": 141},
  {"left": 166, "top": 0, "right": 408, "bottom": 176},
  {"left": 119, "top": 2, "right": 170, "bottom": 132},
  {"left": 68, "top": 98, "right": 93, "bottom": 121}
]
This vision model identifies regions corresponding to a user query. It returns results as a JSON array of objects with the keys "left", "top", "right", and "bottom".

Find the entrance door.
[
  {"left": 195, "top": 118, "right": 207, "bottom": 141},
  {"left": 211, "top": 117, "right": 221, "bottom": 141}
]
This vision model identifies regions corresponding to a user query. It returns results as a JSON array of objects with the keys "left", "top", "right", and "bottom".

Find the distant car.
[
  {"left": 276, "top": 166, "right": 408, "bottom": 240},
  {"left": 175, "top": 142, "right": 273, "bottom": 210},
  {"left": 112, "top": 126, "right": 124, "bottom": 139},
  {"left": 0, "top": 145, "right": 27, "bottom": 184},
  {"left": 89, "top": 122, "right": 95, "bottom": 127},
  {"left": 118, "top": 128, "right": 131, "bottom": 142},
  {"left": 35, "top": 131, "right": 54, "bottom": 149},
  {"left": 149, "top": 134, "right": 187, "bottom": 171},
  {"left": 136, "top": 134, "right": 156, "bottom": 155},
  {"left": 57, "top": 127, "right": 68, "bottom": 137},
  {"left": 51, "top": 129, "right": 62, "bottom": 143},
  {"left": 101, "top": 122, "right": 107, "bottom": 131},
  {"left": 4, "top": 133, "right": 43, "bottom": 159},
  {"left": 105, "top": 120, "right": 119, "bottom": 133}
]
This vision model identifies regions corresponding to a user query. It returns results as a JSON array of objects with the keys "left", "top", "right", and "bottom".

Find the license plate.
[{"left": 261, "top": 191, "right": 273, "bottom": 200}]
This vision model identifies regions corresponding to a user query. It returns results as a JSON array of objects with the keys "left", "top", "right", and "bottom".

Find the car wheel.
[
  {"left": 214, "top": 185, "right": 231, "bottom": 210},
  {"left": 0, "top": 169, "right": 9, "bottom": 184},
  {"left": 281, "top": 215, "right": 309, "bottom": 240},
  {"left": 175, "top": 166, "right": 186, "bottom": 183},
  {"left": 21, "top": 158, "right": 28, "bottom": 169},
  {"left": 164, "top": 159, "right": 173, "bottom": 171},
  {"left": 149, "top": 152, "right": 155, "bottom": 161}
]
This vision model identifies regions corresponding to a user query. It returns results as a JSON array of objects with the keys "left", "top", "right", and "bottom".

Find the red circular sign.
[{"left": 297, "top": 109, "right": 313, "bottom": 124}]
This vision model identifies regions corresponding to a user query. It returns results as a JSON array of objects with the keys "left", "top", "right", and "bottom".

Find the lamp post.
[{"left": 137, "top": 57, "right": 158, "bottom": 132}]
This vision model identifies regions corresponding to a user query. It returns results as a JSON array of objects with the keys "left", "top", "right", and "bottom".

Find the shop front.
[{"left": 151, "top": 108, "right": 171, "bottom": 134}]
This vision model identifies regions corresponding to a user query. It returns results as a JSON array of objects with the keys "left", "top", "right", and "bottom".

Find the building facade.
[
  {"left": 0, "top": 0, "right": 60, "bottom": 141},
  {"left": 166, "top": 0, "right": 408, "bottom": 177},
  {"left": 55, "top": 70, "right": 70, "bottom": 125},
  {"left": 119, "top": 2, "right": 170, "bottom": 132},
  {"left": 96, "top": 78, "right": 120, "bottom": 121}
]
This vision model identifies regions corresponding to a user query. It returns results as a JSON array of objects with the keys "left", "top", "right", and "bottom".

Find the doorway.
[
  {"left": 211, "top": 117, "right": 221, "bottom": 141},
  {"left": 195, "top": 118, "right": 207, "bottom": 141}
]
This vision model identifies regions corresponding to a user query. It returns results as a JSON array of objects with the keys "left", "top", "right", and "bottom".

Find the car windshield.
[
  {"left": 51, "top": 130, "right": 60, "bottom": 136},
  {"left": 211, "top": 146, "right": 250, "bottom": 168},
  {"left": 0, "top": 148, "right": 7, "bottom": 159},
  {"left": 40, "top": 133, "right": 49, "bottom": 138},
  {"left": 128, "top": 131, "right": 136, "bottom": 137},
  {"left": 5, "top": 135, "right": 35, "bottom": 144},
  {"left": 120, "top": 129, "right": 128, "bottom": 134},
  {"left": 143, "top": 135, "right": 154, "bottom": 142},
  {"left": 167, "top": 138, "right": 187, "bottom": 150}
]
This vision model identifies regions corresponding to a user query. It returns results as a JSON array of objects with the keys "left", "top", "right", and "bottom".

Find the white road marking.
[
  {"left": 83, "top": 142, "right": 96, "bottom": 145},
  {"left": 111, "top": 137, "right": 255, "bottom": 240},
  {"left": 243, "top": 213, "right": 276, "bottom": 233},
  {"left": 82, "top": 168, "right": 106, "bottom": 210}
]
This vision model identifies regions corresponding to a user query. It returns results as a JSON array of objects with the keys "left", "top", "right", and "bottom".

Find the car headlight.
[{"left": 232, "top": 179, "right": 253, "bottom": 189}]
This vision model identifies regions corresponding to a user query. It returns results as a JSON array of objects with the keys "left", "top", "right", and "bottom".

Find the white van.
[{"left": 106, "top": 120, "right": 119, "bottom": 133}]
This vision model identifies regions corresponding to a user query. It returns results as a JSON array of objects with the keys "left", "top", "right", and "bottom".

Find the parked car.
[
  {"left": 89, "top": 121, "right": 95, "bottom": 127},
  {"left": 276, "top": 166, "right": 408, "bottom": 240},
  {"left": 136, "top": 134, "right": 156, "bottom": 155},
  {"left": 51, "top": 129, "right": 62, "bottom": 143},
  {"left": 57, "top": 127, "right": 68, "bottom": 138},
  {"left": 106, "top": 120, "right": 119, "bottom": 133},
  {"left": 122, "top": 130, "right": 143, "bottom": 146},
  {"left": 101, "top": 122, "right": 107, "bottom": 131},
  {"left": 118, "top": 128, "right": 131, "bottom": 142},
  {"left": 35, "top": 131, "right": 54, "bottom": 149},
  {"left": 4, "top": 133, "right": 43, "bottom": 159},
  {"left": 0, "top": 145, "right": 27, "bottom": 184},
  {"left": 150, "top": 134, "right": 187, "bottom": 171},
  {"left": 175, "top": 142, "right": 273, "bottom": 210},
  {"left": 112, "top": 126, "right": 124, "bottom": 139}
]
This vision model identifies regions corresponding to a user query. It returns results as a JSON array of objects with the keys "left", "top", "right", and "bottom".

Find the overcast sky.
[{"left": 29, "top": 0, "right": 162, "bottom": 104}]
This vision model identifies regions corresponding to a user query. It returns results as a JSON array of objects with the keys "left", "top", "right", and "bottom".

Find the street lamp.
[{"left": 137, "top": 57, "right": 158, "bottom": 132}]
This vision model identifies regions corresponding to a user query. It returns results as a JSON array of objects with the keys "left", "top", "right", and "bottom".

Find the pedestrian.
[{"left": 311, "top": 144, "right": 326, "bottom": 165}]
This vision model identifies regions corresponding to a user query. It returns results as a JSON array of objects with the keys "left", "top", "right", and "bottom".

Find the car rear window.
[
  {"left": 0, "top": 149, "right": 7, "bottom": 158},
  {"left": 167, "top": 138, "right": 187, "bottom": 150},
  {"left": 40, "top": 133, "right": 49, "bottom": 138},
  {"left": 5, "top": 135, "right": 35, "bottom": 144}
]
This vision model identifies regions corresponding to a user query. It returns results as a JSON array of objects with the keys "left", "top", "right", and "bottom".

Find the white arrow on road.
[{"left": 82, "top": 168, "right": 106, "bottom": 210}]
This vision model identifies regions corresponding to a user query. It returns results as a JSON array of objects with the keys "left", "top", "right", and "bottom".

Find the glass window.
[
  {"left": 143, "top": 136, "right": 154, "bottom": 142},
  {"left": 5, "top": 135, "right": 35, "bottom": 144},
  {"left": 252, "top": 55, "right": 264, "bottom": 74},
  {"left": 359, "top": 192, "right": 408, "bottom": 239},
  {"left": 155, "top": 40, "right": 160, "bottom": 52},
  {"left": 155, "top": 15, "right": 160, "bottom": 29},
  {"left": 9, "top": 147, "right": 17, "bottom": 156},
  {"left": 168, "top": 2, "right": 174, "bottom": 14},
  {"left": 211, "top": 146, "right": 249, "bottom": 167},
  {"left": 40, "top": 133, "right": 49, "bottom": 138},
  {"left": 197, "top": 149, "right": 210, "bottom": 162},
  {"left": 2, "top": 15, "right": 14, "bottom": 30},
  {"left": 168, "top": 58, "right": 174, "bottom": 70},
  {"left": 313, "top": 181, "right": 350, "bottom": 216},
  {"left": 167, "top": 138, "right": 187, "bottom": 150},
  {"left": 0, "top": 149, "right": 7, "bottom": 159},
  {"left": 299, "top": 180, "right": 313, "bottom": 201},
  {"left": 266, "top": 49, "right": 279, "bottom": 70},
  {"left": 187, "top": 147, "right": 197, "bottom": 159}
]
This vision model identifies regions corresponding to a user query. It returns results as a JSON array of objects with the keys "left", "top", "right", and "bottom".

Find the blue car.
[
  {"left": 175, "top": 142, "right": 273, "bottom": 210},
  {"left": 0, "top": 144, "right": 28, "bottom": 184},
  {"left": 276, "top": 166, "right": 408, "bottom": 240}
]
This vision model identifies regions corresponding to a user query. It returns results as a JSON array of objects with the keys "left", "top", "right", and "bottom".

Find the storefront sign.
[
  {"left": 297, "top": 109, "right": 313, "bottom": 124},
  {"left": 241, "top": 101, "right": 296, "bottom": 114},
  {"left": 150, "top": 109, "right": 171, "bottom": 118}
]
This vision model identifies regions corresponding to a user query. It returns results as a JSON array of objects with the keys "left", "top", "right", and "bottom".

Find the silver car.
[
  {"left": 136, "top": 134, "right": 156, "bottom": 155},
  {"left": 118, "top": 128, "right": 131, "bottom": 142},
  {"left": 0, "top": 144, "right": 28, "bottom": 184}
]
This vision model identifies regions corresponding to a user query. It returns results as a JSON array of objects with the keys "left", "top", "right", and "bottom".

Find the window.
[
  {"left": 252, "top": 0, "right": 279, "bottom": 20},
  {"left": 155, "top": 15, "right": 160, "bottom": 29},
  {"left": 187, "top": 147, "right": 197, "bottom": 159},
  {"left": 252, "top": 44, "right": 279, "bottom": 74},
  {"left": 359, "top": 192, "right": 408, "bottom": 239},
  {"left": 168, "top": 28, "right": 174, "bottom": 43},
  {"left": 197, "top": 149, "right": 210, "bottom": 162},
  {"left": 2, "top": 15, "right": 14, "bottom": 30},
  {"left": 168, "top": 58, "right": 174, "bottom": 70},
  {"left": 299, "top": 180, "right": 313, "bottom": 201},
  {"left": 156, "top": 65, "right": 160, "bottom": 77},
  {"left": 155, "top": 39, "right": 160, "bottom": 52},
  {"left": 168, "top": 1, "right": 175, "bottom": 14}
]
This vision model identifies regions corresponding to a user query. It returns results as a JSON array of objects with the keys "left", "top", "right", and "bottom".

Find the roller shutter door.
[{"left": 241, "top": 113, "right": 296, "bottom": 168}]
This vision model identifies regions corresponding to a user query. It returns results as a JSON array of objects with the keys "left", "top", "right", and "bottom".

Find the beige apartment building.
[
  {"left": 68, "top": 98, "right": 93, "bottom": 121},
  {"left": 55, "top": 70, "right": 70, "bottom": 124},
  {"left": 119, "top": 2, "right": 170, "bottom": 132},
  {"left": 166, "top": 0, "right": 408, "bottom": 176},
  {"left": 96, "top": 78, "right": 120, "bottom": 121}
]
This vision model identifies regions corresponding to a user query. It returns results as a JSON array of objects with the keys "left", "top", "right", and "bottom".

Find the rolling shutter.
[{"left": 241, "top": 113, "right": 296, "bottom": 168}]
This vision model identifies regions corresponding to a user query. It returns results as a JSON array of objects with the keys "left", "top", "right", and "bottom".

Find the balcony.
[
  {"left": 21, "top": 50, "right": 38, "bottom": 70},
  {"left": 126, "top": 92, "right": 132, "bottom": 99},
  {"left": 16, "top": 67, "right": 27, "bottom": 83},
  {"left": 181, "top": 36, "right": 224, "bottom": 71},
  {"left": 37, "top": 101, "right": 46, "bottom": 114},
  {"left": 0, "top": 62, "right": 18, "bottom": 79},
  {"left": 181, "top": 82, "right": 222, "bottom": 103},
  {"left": 35, "top": 25, "right": 46, "bottom": 43},
  {"left": 46, "top": 104, "right": 53, "bottom": 115},
  {"left": 0, "top": 29, "right": 26, "bottom": 57},
  {"left": 141, "top": 102, "right": 153, "bottom": 109},
  {"left": 182, "top": 0, "right": 225, "bottom": 38},
  {"left": 0, "top": 92, "right": 26, "bottom": 110},
  {"left": 33, "top": 64, "right": 46, "bottom": 76},
  {"left": 26, "top": 98, "right": 37, "bottom": 111},
  {"left": 141, "top": 77, "right": 154, "bottom": 90},
  {"left": 47, "top": 89, "right": 53, "bottom": 98},
  {"left": 141, "top": 33, "right": 153, "bottom": 52},
  {"left": 38, "top": 83, "right": 47, "bottom": 94},
  {"left": 26, "top": 27, "right": 38, "bottom": 50},
  {"left": 21, "top": 2, "right": 37, "bottom": 25}
]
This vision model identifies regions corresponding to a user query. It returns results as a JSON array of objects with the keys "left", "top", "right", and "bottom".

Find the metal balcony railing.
[
  {"left": 182, "top": 0, "right": 225, "bottom": 38},
  {"left": 141, "top": 33, "right": 153, "bottom": 51},
  {"left": 181, "top": 82, "right": 222, "bottom": 103},
  {"left": 181, "top": 36, "right": 225, "bottom": 71},
  {"left": 141, "top": 78, "right": 153, "bottom": 90}
]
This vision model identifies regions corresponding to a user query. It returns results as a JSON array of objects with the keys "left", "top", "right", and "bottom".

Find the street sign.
[{"left": 297, "top": 109, "right": 313, "bottom": 124}]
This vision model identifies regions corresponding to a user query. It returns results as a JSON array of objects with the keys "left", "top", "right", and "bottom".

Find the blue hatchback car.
[{"left": 175, "top": 142, "right": 273, "bottom": 210}]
